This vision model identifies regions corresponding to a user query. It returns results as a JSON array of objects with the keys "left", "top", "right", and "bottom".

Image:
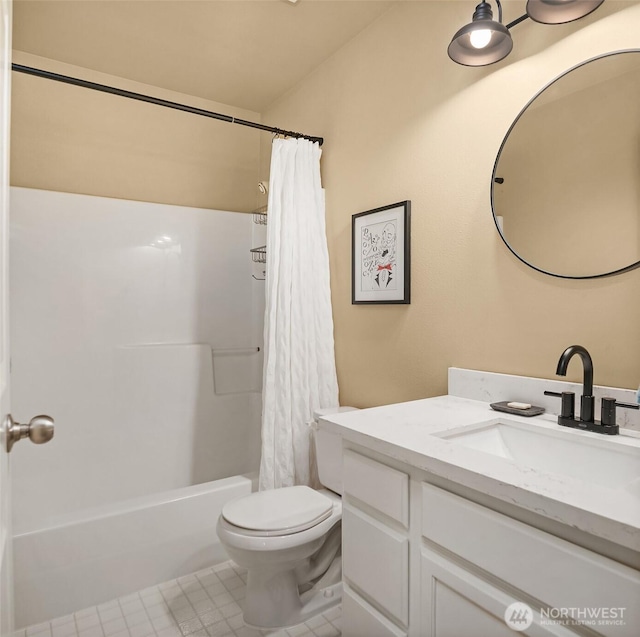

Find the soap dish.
[{"left": 490, "top": 401, "right": 545, "bottom": 417}]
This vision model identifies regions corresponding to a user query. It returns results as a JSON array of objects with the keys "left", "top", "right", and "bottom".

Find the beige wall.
[
  {"left": 262, "top": 1, "right": 640, "bottom": 407},
  {"left": 10, "top": 51, "right": 261, "bottom": 212}
]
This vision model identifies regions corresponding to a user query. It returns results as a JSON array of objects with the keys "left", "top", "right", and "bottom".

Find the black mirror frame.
[{"left": 491, "top": 49, "right": 640, "bottom": 280}]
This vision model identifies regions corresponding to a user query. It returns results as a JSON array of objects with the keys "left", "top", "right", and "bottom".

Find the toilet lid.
[{"left": 222, "top": 486, "right": 333, "bottom": 534}]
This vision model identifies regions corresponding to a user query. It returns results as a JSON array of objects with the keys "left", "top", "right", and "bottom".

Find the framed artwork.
[{"left": 352, "top": 200, "right": 411, "bottom": 305}]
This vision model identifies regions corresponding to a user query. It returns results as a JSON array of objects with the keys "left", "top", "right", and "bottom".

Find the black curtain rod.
[{"left": 11, "top": 64, "right": 323, "bottom": 146}]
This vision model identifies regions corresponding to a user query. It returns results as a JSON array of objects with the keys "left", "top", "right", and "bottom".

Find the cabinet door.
[
  {"left": 343, "top": 584, "right": 407, "bottom": 637},
  {"left": 421, "top": 548, "right": 577, "bottom": 637},
  {"left": 343, "top": 504, "right": 409, "bottom": 626},
  {"left": 421, "top": 483, "right": 640, "bottom": 636}
]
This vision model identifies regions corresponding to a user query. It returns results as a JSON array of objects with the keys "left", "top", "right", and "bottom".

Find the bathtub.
[{"left": 13, "top": 474, "right": 255, "bottom": 628}]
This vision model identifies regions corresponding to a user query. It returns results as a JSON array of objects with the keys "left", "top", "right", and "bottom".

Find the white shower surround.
[{"left": 9, "top": 188, "right": 264, "bottom": 623}]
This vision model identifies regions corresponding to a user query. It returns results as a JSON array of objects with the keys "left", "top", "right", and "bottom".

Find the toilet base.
[{"left": 243, "top": 581, "right": 342, "bottom": 630}]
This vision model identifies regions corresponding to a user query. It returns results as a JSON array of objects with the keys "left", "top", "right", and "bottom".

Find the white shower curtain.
[{"left": 259, "top": 138, "right": 339, "bottom": 491}]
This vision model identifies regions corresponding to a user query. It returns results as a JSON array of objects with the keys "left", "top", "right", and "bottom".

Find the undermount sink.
[{"left": 437, "top": 419, "right": 640, "bottom": 494}]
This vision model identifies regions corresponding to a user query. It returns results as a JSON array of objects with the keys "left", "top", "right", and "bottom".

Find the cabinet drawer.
[
  {"left": 343, "top": 504, "right": 409, "bottom": 626},
  {"left": 343, "top": 449, "right": 409, "bottom": 526},
  {"left": 343, "top": 584, "right": 407, "bottom": 637},
  {"left": 422, "top": 483, "right": 640, "bottom": 636}
]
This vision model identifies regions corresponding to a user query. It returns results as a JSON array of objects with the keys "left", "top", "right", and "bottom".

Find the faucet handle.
[
  {"left": 601, "top": 397, "right": 640, "bottom": 427},
  {"left": 615, "top": 401, "right": 640, "bottom": 411},
  {"left": 544, "top": 390, "right": 575, "bottom": 419}
]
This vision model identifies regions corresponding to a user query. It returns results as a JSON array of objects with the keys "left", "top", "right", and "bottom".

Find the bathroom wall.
[
  {"left": 10, "top": 51, "right": 261, "bottom": 213},
  {"left": 261, "top": 1, "right": 640, "bottom": 407},
  {"left": 9, "top": 187, "right": 263, "bottom": 533}
]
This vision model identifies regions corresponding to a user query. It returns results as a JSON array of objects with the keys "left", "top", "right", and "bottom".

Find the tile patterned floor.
[{"left": 17, "top": 562, "right": 341, "bottom": 637}]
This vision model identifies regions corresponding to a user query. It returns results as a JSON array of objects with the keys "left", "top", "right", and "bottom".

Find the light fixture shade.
[
  {"left": 448, "top": 19, "right": 513, "bottom": 66},
  {"left": 526, "top": 0, "right": 605, "bottom": 24}
]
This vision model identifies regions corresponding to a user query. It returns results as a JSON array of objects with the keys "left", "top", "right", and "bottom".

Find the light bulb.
[{"left": 470, "top": 29, "right": 492, "bottom": 49}]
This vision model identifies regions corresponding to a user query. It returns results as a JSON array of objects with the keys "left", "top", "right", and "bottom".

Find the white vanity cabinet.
[
  {"left": 341, "top": 449, "right": 410, "bottom": 637},
  {"left": 340, "top": 445, "right": 640, "bottom": 637}
]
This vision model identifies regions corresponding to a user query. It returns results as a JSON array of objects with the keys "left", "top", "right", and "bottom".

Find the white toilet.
[{"left": 216, "top": 406, "right": 357, "bottom": 629}]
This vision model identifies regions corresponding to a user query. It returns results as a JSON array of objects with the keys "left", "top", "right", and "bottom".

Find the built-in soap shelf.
[{"left": 211, "top": 346, "right": 262, "bottom": 395}]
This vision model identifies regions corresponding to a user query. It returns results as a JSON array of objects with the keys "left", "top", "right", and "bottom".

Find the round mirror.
[{"left": 492, "top": 50, "right": 640, "bottom": 279}]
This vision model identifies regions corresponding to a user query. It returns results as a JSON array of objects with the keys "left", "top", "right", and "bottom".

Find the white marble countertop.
[{"left": 319, "top": 395, "right": 640, "bottom": 554}]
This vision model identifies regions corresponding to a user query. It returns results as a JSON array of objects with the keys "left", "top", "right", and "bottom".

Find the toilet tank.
[{"left": 313, "top": 407, "right": 358, "bottom": 495}]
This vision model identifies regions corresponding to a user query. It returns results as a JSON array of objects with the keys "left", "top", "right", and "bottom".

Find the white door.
[{"left": 0, "top": 0, "right": 12, "bottom": 633}]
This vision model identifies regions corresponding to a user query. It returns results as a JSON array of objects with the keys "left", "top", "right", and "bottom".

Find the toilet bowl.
[{"left": 216, "top": 406, "right": 357, "bottom": 629}]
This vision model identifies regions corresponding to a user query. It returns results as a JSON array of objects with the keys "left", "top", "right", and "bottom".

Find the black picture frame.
[{"left": 352, "top": 201, "right": 411, "bottom": 305}]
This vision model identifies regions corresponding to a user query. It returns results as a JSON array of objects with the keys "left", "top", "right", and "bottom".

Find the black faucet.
[
  {"left": 544, "top": 345, "right": 639, "bottom": 435},
  {"left": 556, "top": 345, "right": 594, "bottom": 423}
]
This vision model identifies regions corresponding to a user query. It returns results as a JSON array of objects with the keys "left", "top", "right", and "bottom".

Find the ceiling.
[{"left": 12, "top": 0, "right": 394, "bottom": 113}]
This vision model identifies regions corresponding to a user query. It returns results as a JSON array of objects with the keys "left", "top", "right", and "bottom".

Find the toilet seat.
[
  {"left": 217, "top": 489, "right": 342, "bottom": 553},
  {"left": 222, "top": 486, "right": 333, "bottom": 537}
]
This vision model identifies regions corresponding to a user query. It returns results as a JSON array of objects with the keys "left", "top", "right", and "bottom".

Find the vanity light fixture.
[
  {"left": 448, "top": 0, "right": 605, "bottom": 67},
  {"left": 526, "top": 0, "right": 605, "bottom": 24}
]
